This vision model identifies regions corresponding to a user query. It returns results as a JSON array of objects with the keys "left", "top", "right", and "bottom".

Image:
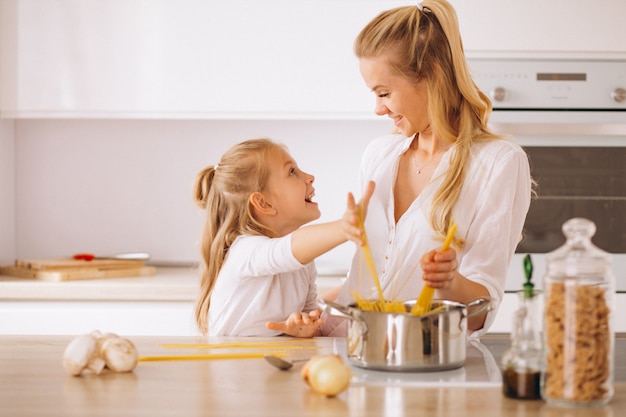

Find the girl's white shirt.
[
  {"left": 208, "top": 234, "right": 318, "bottom": 336},
  {"left": 322, "top": 134, "right": 532, "bottom": 338}
]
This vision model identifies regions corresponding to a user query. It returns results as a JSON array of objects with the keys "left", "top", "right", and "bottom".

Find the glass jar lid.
[{"left": 546, "top": 218, "right": 611, "bottom": 279}]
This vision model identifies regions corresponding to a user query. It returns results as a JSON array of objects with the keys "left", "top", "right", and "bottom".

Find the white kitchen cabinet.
[
  {"left": 0, "top": 268, "right": 202, "bottom": 336},
  {"left": 0, "top": 0, "right": 385, "bottom": 119},
  {"left": 1, "top": 0, "right": 624, "bottom": 119},
  {"left": 0, "top": 300, "right": 200, "bottom": 336}
]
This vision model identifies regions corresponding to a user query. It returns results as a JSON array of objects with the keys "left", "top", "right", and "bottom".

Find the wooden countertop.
[{"left": 0, "top": 334, "right": 624, "bottom": 417}]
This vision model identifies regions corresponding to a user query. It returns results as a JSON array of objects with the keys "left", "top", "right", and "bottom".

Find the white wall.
[
  {"left": 14, "top": 119, "right": 392, "bottom": 272},
  {"left": 4, "top": 0, "right": 626, "bottom": 273},
  {"left": 0, "top": 120, "right": 15, "bottom": 265}
]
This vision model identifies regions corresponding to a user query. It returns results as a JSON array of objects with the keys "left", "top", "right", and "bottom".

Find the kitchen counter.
[
  {"left": 0, "top": 266, "right": 344, "bottom": 301},
  {"left": 0, "top": 334, "right": 624, "bottom": 417},
  {"left": 0, "top": 266, "right": 202, "bottom": 301},
  {"left": 3, "top": 267, "right": 626, "bottom": 335},
  {"left": 0, "top": 267, "right": 344, "bottom": 335},
  {"left": 3, "top": 267, "right": 626, "bottom": 334}
]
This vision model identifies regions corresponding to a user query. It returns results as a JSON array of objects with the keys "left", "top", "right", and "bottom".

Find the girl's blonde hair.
[
  {"left": 354, "top": 0, "right": 501, "bottom": 244},
  {"left": 193, "top": 138, "right": 282, "bottom": 335}
]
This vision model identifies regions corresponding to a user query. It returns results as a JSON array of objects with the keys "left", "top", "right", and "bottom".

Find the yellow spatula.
[{"left": 410, "top": 222, "right": 457, "bottom": 316}]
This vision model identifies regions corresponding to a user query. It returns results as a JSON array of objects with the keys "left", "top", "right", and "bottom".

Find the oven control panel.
[{"left": 468, "top": 58, "right": 626, "bottom": 110}]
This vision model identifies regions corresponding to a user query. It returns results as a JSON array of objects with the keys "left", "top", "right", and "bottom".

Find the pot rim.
[{"left": 344, "top": 296, "right": 492, "bottom": 318}]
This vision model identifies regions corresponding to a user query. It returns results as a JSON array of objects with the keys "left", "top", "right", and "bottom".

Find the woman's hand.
[
  {"left": 343, "top": 180, "right": 375, "bottom": 247},
  {"left": 420, "top": 247, "right": 490, "bottom": 331},
  {"left": 265, "top": 309, "right": 323, "bottom": 338},
  {"left": 420, "top": 247, "right": 458, "bottom": 289}
]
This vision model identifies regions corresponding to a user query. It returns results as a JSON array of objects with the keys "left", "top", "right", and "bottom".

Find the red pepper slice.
[{"left": 73, "top": 253, "right": 95, "bottom": 261}]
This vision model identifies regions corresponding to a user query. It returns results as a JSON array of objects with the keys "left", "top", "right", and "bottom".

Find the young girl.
[{"left": 193, "top": 138, "right": 373, "bottom": 337}]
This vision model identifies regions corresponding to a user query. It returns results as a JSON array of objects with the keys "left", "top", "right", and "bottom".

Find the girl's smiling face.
[
  {"left": 359, "top": 55, "right": 430, "bottom": 137},
  {"left": 263, "top": 146, "right": 320, "bottom": 235}
]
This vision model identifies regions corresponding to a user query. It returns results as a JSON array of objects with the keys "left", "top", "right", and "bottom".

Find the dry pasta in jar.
[{"left": 542, "top": 218, "right": 615, "bottom": 407}]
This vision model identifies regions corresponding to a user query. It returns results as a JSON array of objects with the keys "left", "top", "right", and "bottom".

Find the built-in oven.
[{"left": 468, "top": 57, "right": 626, "bottom": 292}]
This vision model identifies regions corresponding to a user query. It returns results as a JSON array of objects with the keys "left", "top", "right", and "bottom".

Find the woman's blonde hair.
[
  {"left": 193, "top": 138, "right": 282, "bottom": 335},
  {"left": 354, "top": 0, "right": 501, "bottom": 244}
]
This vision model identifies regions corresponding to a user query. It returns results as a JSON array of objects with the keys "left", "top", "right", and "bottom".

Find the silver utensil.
[
  {"left": 264, "top": 355, "right": 310, "bottom": 371},
  {"left": 108, "top": 252, "right": 151, "bottom": 260},
  {"left": 109, "top": 253, "right": 199, "bottom": 268}
]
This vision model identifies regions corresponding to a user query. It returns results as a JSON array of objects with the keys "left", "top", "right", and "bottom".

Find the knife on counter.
[{"left": 73, "top": 252, "right": 198, "bottom": 268}]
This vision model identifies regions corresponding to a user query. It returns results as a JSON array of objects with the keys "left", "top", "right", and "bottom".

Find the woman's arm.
[
  {"left": 420, "top": 145, "right": 531, "bottom": 332},
  {"left": 320, "top": 284, "right": 342, "bottom": 302}
]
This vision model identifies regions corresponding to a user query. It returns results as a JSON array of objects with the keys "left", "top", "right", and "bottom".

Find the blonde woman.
[
  {"left": 322, "top": 0, "right": 532, "bottom": 336},
  {"left": 194, "top": 138, "right": 373, "bottom": 336}
]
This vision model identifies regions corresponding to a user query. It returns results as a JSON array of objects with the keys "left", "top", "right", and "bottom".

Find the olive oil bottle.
[{"left": 501, "top": 254, "right": 542, "bottom": 400}]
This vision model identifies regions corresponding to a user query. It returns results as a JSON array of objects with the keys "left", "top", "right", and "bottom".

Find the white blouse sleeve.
[
  {"left": 237, "top": 234, "right": 303, "bottom": 276},
  {"left": 458, "top": 142, "right": 532, "bottom": 337}
]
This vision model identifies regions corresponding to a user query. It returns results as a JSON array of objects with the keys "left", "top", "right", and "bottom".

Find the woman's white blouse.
[{"left": 324, "top": 134, "right": 531, "bottom": 337}]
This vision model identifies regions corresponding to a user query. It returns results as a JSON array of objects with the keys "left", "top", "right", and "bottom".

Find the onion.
[{"left": 301, "top": 355, "right": 351, "bottom": 397}]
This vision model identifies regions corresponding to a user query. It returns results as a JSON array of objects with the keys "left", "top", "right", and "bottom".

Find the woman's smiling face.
[{"left": 359, "top": 55, "right": 430, "bottom": 137}]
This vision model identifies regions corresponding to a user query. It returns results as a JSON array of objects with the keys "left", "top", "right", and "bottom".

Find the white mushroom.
[
  {"left": 63, "top": 330, "right": 139, "bottom": 376},
  {"left": 95, "top": 331, "right": 119, "bottom": 359},
  {"left": 62, "top": 333, "right": 106, "bottom": 376},
  {"left": 98, "top": 334, "right": 139, "bottom": 372}
]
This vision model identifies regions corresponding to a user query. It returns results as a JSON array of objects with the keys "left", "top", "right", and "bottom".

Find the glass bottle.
[
  {"left": 542, "top": 218, "right": 615, "bottom": 407},
  {"left": 502, "top": 254, "right": 542, "bottom": 400}
]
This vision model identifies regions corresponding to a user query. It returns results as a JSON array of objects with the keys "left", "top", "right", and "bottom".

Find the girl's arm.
[
  {"left": 265, "top": 182, "right": 374, "bottom": 338},
  {"left": 291, "top": 181, "right": 375, "bottom": 265}
]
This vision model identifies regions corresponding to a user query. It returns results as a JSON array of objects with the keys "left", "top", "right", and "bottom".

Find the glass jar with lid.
[{"left": 542, "top": 218, "right": 615, "bottom": 407}]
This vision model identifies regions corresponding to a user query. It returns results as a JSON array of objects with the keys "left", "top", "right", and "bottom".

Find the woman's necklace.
[{"left": 412, "top": 149, "right": 438, "bottom": 174}]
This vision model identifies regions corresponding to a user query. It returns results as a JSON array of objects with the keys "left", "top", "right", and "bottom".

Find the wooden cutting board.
[
  {"left": 0, "top": 258, "right": 156, "bottom": 282},
  {"left": 0, "top": 265, "right": 156, "bottom": 282},
  {"left": 15, "top": 258, "right": 146, "bottom": 270}
]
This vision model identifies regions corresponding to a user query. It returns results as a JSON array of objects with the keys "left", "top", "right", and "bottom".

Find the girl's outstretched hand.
[
  {"left": 265, "top": 309, "right": 323, "bottom": 338},
  {"left": 343, "top": 180, "right": 375, "bottom": 247}
]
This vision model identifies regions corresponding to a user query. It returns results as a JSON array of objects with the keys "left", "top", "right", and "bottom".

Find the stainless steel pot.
[{"left": 319, "top": 297, "right": 492, "bottom": 372}]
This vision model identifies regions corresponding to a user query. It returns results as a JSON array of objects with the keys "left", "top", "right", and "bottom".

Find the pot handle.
[
  {"left": 465, "top": 296, "right": 494, "bottom": 318},
  {"left": 318, "top": 299, "right": 357, "bottom": 320},
  {"left": 318, "top": 299, "right": 369, "bottom": 336}
]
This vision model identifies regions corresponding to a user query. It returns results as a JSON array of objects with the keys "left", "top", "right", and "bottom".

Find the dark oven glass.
[{"left": 517, "top": 146, "right": 626, "bottom": 254}]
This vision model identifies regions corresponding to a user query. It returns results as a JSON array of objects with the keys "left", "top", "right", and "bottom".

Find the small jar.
[
  {"left": 542, "top": 218, "right": 615, "bottom": 407},
  {"left": 501, "top": 288, "right": 542, "bottom": 400}
]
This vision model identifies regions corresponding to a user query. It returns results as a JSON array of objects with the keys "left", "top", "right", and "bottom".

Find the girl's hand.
[
  {"left": 265, "top": 309, "right": 323, "bottom": 338},
  {"left": 343, "top": 180, "right": 375, "bottom": 246},
  {"left": 420, "top": 247, "right": 458, "bottom": 289}
]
